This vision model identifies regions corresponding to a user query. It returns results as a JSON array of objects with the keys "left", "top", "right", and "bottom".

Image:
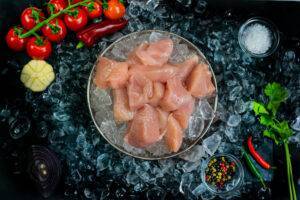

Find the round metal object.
[{"left": 87, "top": 30, "right": 218, "bottom": 160}]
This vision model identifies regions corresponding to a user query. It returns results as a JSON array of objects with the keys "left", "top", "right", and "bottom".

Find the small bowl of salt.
[{"left": 238, "top": 17, "right": 280, "bottom": 58}]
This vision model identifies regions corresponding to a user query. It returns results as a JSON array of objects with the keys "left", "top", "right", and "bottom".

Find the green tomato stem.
[
  {"left": 284, "top": 141, "right": 297, "bottom": 200},
  {"left": 20, "top": 0, "right": 92, "bottom": 39},
  {"left": 76, "top": 41, "right": 85, "bottom": 49}
]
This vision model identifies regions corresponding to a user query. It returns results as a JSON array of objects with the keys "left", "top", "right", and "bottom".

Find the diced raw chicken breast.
[
  {"left": 113, "top": 88, "right": 134, "bottom": 122},
  {"left": 164, "top": 114, "right": 183, "bottom": 152},
  {"left": 156, "top": 107, "right": 169, "bottom": 134},
  {"left": 127, "top": 74, "right": 153, "bottom": 110},
  {"left": 124, "top": 104, "right": 161, "bottom": 148},
  {"left": 144, "top": 65, "right": 178, "bottom": 82},
  {"left": 127, "top": 43, "right": 149, "bottom": 65},
  {"left": 186, "top": 63, "right": 216, "bottom": 98},
  {"left": 176, "top": 55, "right": 199, "bottom": 81},
  {"left": 160, "top": 77, "right": 193, "bottom": 111},
  {"left": 135, "top": 39, "right": 174, "bottom": 67},
  {"left": 94, "top": 57, "right": 129, "bottom": 89},
  {"left": 173, "top": 97, "right": 195, "bottom": 129},
  {"left": 149, "top": 82, "right": 165, "bottom": 106}
]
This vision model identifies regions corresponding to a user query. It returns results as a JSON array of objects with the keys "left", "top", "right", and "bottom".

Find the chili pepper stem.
[
  {"left": 20, "top": 0, "right": 92, "bottom": 39},
  {"left": 76, "top": 41, "right": 85, "bottom": 49}
]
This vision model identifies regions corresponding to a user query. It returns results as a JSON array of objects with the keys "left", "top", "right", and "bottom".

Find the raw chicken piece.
[
  {"left": 127, "top": 74, "right": 153, "bottom": 110},
  {"left": 149, "top": 82, "right": 165, "bottom": 106},
  {"left": 124, "top": 104, "right": 161, "bottom": 148},
  {"left": 135, "top": 39, "right": 174, "bottom": 67},
  {"left": 128, "top": 43, "right": 149, "bottom": 65},
  {"left": 164, "top": 114, "right": 183, "bottom": 152},
  {"left": 159, "top": 77, "right": 193, "bottom": 111},
  {"left": 113, "top": 88, "right": 134, "bottom": 122},
  {"left": 176, "top": 55, "right": 199, "bottom": 81},
  {"left": 94, "top": 57, "right": 129, "bottom": 89},
  {"left": 144, "top": 65, "right": 178, "bottom": 82},
  {"left": 173, "top": 97, "right": 195, "bottom": 129},
  {"left": 156, "top": 107, "right": 169, "bottom": 134},
  {"left": 186, "top": 63, "right": 216, "bottom": 98}
]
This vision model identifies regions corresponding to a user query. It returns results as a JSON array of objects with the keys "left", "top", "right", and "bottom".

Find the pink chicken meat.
[
  {"left": 113, "top": 88, "right": 134, "bottom": 122},
  {"left": 164, "top": 114, "right": 183, "bottom": 152},
  {"left": 173, "top": 97, "right": 195, "bottom": 129},
  {"left": 160, "top": 77, "right": 193, "bottom": 112},
  {"left": 94, "top": 57, "right": 129, "bottom": 89},
  {"left": 133, "top": 39, "right": 174, "bottom": 67},
  {"left": 127, "top": 74, "right": 153, "bottom": 110},
  {"left": 124, "top": 104, "right": 162, "bottom": 148},
  {"left": 187, "top": 63, "right": 216, "bottom": 98}
]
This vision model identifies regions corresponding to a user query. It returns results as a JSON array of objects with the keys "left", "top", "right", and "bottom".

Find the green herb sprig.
[{"left": 252, "top": 82, "right": 296, "bottom": 200}]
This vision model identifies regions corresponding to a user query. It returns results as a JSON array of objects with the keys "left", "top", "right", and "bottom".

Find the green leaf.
[
  {"left": 263, "top": 129, "right": 280, "bottom": 145},
  {"left": 252, "top": 101, "right": 269, "bottom": 116},
  {"left": 276, "top": 121, "right": 293, "bottom": 140},
  {"left": 259, "top": 115, "right": 274, "bottom": 127},
  {"left": 264, "top": 82, "right": 288, "bottom": 116}
]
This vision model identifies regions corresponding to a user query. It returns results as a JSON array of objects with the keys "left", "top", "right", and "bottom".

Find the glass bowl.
[
  {"left": 238, "top": 17, "right": 280, "bottom": 58},
  {"left": 201, "top": 154, "right": 244, "bottom": 195},
  {"left": 87, "top": 30, "right": 218, "bottom": 160}
]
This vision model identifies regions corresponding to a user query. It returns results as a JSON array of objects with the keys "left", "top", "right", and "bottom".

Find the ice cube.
[
  {"left": 187, "top": 116, "right": 205, "bottom": 139},
  {"left": 100, "top": 120, "right": 118, "bottom": 143},
  {"left": 149, "top": 32, "right": 167, "bottom": 43},
  {"left": 227, "top": 114, "right": 241, "bottom": 127},
  {"left": 291, "top": 116, "right": 300, "bottom": 131},
  {"left": 179, "top": 173, "right": 194, "bottom": 194},
  {"left": 202, "top": 133, "right": 222, "bottom": 156},
  {"left": 179, "top": 145, "right": 206, "bottom": 162},
  {"left": 225, "top": 126, "right": 240, "bottom": 142},
  {"left": 92, "top": 88, "right": 112, "bottom": 106},
  {"left": 95, "top": 107, "right": 113, "bottom": 125},
  {"left": 146, "top": 139, "right": 170, "bottom": 156},
  {"left": 146, "top": 187, "right": 166, "bottom": 200},
  {"left": 126, "top": 171, "right": 140, "bottom": 185},
  {"left": 169, "top": 43, "right": 190, "bottom": 63},
  {"left": 96, "top": 153, "right": 110, "bottom": 172},
  {"left": 200, "top": 190, "right": 216, "bottom": 200},
  {"left": 123, "top": 141, "right": 145, "bottom": 154},
  {"left": 196, "top": 100, "right": 215, "bottom": 120},
  {"left": 229, "top": 86, "right": 243, "bottom": 101},
  {"left": 182, "top": 161, "right": 201, "bottom": 173},
  {"left": 192, "top": 183, "right": 206, "bottom": 197}
]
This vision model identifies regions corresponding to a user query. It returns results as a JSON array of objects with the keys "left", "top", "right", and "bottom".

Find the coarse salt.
[{"left": 243, "top": 23, "right": 272, "bottom": 54}]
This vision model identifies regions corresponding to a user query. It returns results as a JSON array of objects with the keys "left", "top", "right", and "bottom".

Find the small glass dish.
[
  {"left": 201, "top": 154, "right": 244, "bottom": 196},
  {"left": 238, "top": 17, "right": 280, "bottom": 58}
]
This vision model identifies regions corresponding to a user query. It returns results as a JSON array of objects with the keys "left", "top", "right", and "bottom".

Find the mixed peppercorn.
[{"left": 205, "top": 156, "right": 237, "bottom": 190}]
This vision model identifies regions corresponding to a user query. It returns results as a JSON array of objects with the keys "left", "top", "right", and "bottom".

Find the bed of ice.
[
  {"left": 1, "top": 0, "right": 300, "bottom": 199},
  {"left": 89, "top": 30, "right": 217, "bottom": 159}
]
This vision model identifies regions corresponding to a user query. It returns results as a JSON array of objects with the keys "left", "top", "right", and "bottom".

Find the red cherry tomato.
[
  {"left": 5, "top": 27, "right": 28, "bottom": 51},
  {"left": 21, "top": 7, "right": 45, "bottom": 30},
  {"left": 83, "top": 1, "right": 102, "bottom": 19},
  {"left": 47, "top": 0, "right": 67, "bottom": 15},
  {"left": 64, "top": 8, "right": 88, "bottom": 32},
  {"left": 42, "top": 19, "right": 67, "bottom": 43},
  {"left": 103, "top": 0, "right": 125, "bottom": 20},
  {"left": 26, "top": 37, "right": 52, "bottom": 60}
]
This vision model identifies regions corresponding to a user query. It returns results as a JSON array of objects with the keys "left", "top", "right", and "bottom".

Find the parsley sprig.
[{"left": 252, "top": 82, "right": 296, "bottom": 200}]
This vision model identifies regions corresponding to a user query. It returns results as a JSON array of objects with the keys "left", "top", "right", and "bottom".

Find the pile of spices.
[
  {"left": 242, "top": 23, "right": 272, "bottom": 55},
  {"left": 205, "top": 156, "right": 237, "bottom": 190}
]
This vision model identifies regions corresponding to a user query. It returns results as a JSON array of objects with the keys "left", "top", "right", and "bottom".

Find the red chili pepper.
[
  {"left": 76, "top": 18, "right": 128, "bottom": 48},
  {"left": 247, "top": 136, "right": 271, "bottom": 169}
]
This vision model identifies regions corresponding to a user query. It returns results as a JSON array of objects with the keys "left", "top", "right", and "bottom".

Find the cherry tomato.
[
  {"left": 42, "top": 19, "right": 67, "bottom": 43},
  {"left": 47, "top": 0, "right": 67, "bottom": 15},
  {"left": 83, "top": 1, "right": 102, "bottom": 19},
  {"left": 26, "top": 37, "right": 52, "bottom": 60},
  {"left": 21, "top": 7, "right": 45, "bottom": 30},
  {"left": 64, "top": 8, "right": 88, "bottom": 31},
  {"left": 103, "top": 0, "right": 125, "bottom": 20},
  {"left": 5, "top": 27, "right": 28, "bottom": 52}
]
